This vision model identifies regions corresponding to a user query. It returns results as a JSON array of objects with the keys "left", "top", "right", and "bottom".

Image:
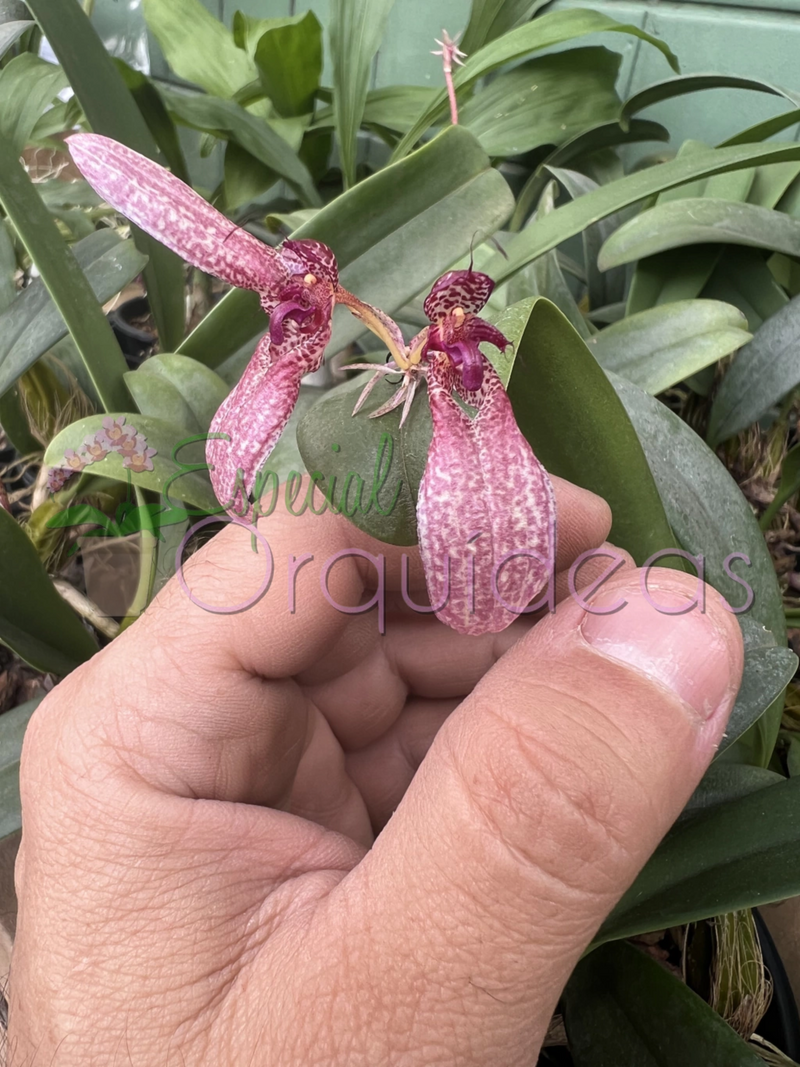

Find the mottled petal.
[
  {"left": 207, "top": 322, "right": 331, "bottom": 515},
  {"left": 423, "top": 269, "right": 495, "bottom": 320},
  {"left": 282, "top": 240, "right": 339, "bottom": 287},
  {"left": 417, "top": 357, "right": 556, "bottom": 635},
  {"left": 67, "top": 134, "right": 285, "bottom": 293}
]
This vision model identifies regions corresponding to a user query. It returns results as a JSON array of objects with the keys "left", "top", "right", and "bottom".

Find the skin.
[{"left": 8, "top": 478, "right": 743, "bottom": 1066}]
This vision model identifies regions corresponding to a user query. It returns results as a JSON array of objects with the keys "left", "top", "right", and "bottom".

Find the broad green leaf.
[
  {"left": 626, "top": 248, "right": 722, "bottom": 317},
  {"left": 392, "top": 9, "right": 679, "bottom": 160},
  {"left": 124, "top": 354, "right": 228, "bottom": 433},
  {"left": 611, "top": 375, "right": 788, "bottom": 763},
  {"left": 510, "top": 118, "right": 669, "bottom": 232},
  {"left": 658, "top": 140, "right": 756, "bottom": 204},
  {"left": 717, "top": 646, "right": 798, "bottom": 757},
  {"left": 297, "top": 373, "right": 432, "bottom": 545},
  {"left": 313, "top": 86, "right": 438, "bottom": 135},
  {"left": 600, "top": 198, "right": 800, "bottom": 270},
  {"left": 160, "top": 87, "right": 321, "bottom": 207},
  {"left": 597, "top": 775, "right": 800, "bottom": 945},
  {"left": 487, "top": 142, "right": 800, "bottom": 286},
  {"left": 683, "top": 763, "right": 784, "bottom": 819},
  {"left": 622, "top": 74, "right": 800, "bottom": 128},
  {"left": 330, "top": 0, "right": 396, "bottom": 188},
  {"left": 708, "top": 296, "right": 800, "bottom": 447},
  {"left": 721, "top": 108, "right": 800, "bottom": 148},
  {"left": 460, "top": 0, "right": 550, "bottom": 53},
  {"left": 0, "top": 53, "right": 67, "bottom": 156},
  {"left": 45, "top": 414, "right": 219, "bottom": 515},
  {"left": 501, "top": 298, "right": 681, "bottom": 564},
  {"left": 459, "top": 47, "right": 621, "bottom": 158},
  {"left": 588, "top": 300, "right": 751, "bottom": 395},
  {"left": 701, "top": 247, "right": 788, "bottom": 333},
  {"left": 35, "top": 179, "right": 101, "bottom": 211},
  {"left": 232, "top": 12, "right": 298, "bottom": 57},
  {"left": 26, "top": 0, "right": 186, "bottom": 353},
  {"left": 254, "top": 11, "right": 322, "bottom": 118},
  {"left": 223, "top": 142, "right": 277, "bottom": 212},
  {"left": 143, "top": 0, "right": 255, "bottom": 99},
  {"left": 747, "top": 160, "right": 800, "bottom": 209},
  {"left": 178, "top": 127, "right": 513, "bottom": 367},
  {"left": 0, "top": 694, "right": 44, "bottom": 841},
  {"left": 0, "top": 140, "right": 130, "bottom": 412},
  {"left": 0, "top": 230, "right": 148, "bottom": 398},
  {"left": 0, "top": 220, "right": 15, "bottom": 313},
  {"left": 0, "top": 507, "right": 98, "bottom": 674},
  {"left": 114, "top": 60, "right": 190, "bottom": 185},
  {"left": 0, "top": 18, "right": 31, "bottom": 58},
  {"left": 566, "top": 940, "right": 764, "bottom": 1066},
  {"left": 760, "top": 442, "right": 800, "bottom": 529}
]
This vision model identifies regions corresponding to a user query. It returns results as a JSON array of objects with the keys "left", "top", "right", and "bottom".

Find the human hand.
[{"left": 9, "top": 479, "right": 743, "bottom": 1065}]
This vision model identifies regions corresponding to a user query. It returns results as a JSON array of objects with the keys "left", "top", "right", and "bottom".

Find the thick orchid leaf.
[
  {"left": 0, "top": 18, "right": 31, "bottom": 59},
  {"left": 0, "top": 221, "right": 15, "bottom": 314},
  {"left": 486, "top": 142, "right": 800, "bottom": 286},
  {"left": 702, "top": 248, "right": 788, "bottom": 332},
  {"left": 495, "top": 297, "right": 681, "bottom": 566},
  {"left": 600, "top": 198, "right": 800, "bottom": 271},
  {"left": 459, "top": 47, "right": 621, "bottom": 158},
  {"left": 587, "top": 300, "right": 751, "bottom": 395},
  {"left": 708, "top": 296, "right": 800, "bottom": 447},
  {"left": 297, "top": 372, "right": 432, "bottom": 546},
  {"left": 114, "top": 60, "right": 189, "bottom": 185},
  {"left": 143, "top": 0, "right": 255, "bottom": 99},
  {"left": 566, "top": 941, "right": 764, "bottom": 1066},
  {"left": 682, "top": 763, "right": 784, "bottom": 820},
  {"left": 760, "top": 442, "right": 800, "bottom": 530},
  {"left": 0, "top": 140, "right": 129, "bottom": 412},
  {"left": 0, "top": 54, "right": 67, "bottom": 157},
  {"left": 179, "top": 127, "right": 513, "bottom": 368},
  {"left": 0, "top": 694, "right": 44, "bottom": 841},
  {"left": 0, "top": 507, "right": 98, "bottom": 675},
  {"left": 622, "top": 74, "right": 800, "bottom": 128},
  {"left": 0, "top": 230, "right": 148, "bottom": 398},
  {"left": 510, "top": 118, "right": 669, "bottom": 232},
  {"left": 312, "top": 87, "right": 439, "bottom": 136},
  {"left": 26, "top": 0, "right": 186, "bottom": 353},
  {"left": 611, "top": 375, "right": 788, "bottom": 764},
  {"left": 159, "top": 87, "right": 320, "bottom": 208},
  {"left": 596, "top": 776, "right": 800, "bottom": 946},
  {"left": 45, "top": 415, "right": 219, "bottom": 516},
  {"left": 392, "top": 8, "right": 679, "bottom": 160},
  {"left": 721, "top": 108, "right": 800, "bottom": 148},
  {"left": 330, "top": 0, "right": 396, "bottom": 187},
  {"left": 717, "top": 646, "right": 798, "bottom": 758},
  {"left": 253, "top": 10, "right": 322, "bottom": 118},
  {"left": 124, "top": 355, "right": 228, "bottom": 435},
  {"left": 460, "top": 0, "right": 550, "bottom": 53},
  {"left": 747, "top": 160, "right": 800, "bottom": 209}
]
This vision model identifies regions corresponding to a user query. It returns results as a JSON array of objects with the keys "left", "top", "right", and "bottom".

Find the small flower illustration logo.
[{"left": 47, "top": 416, "right": 157, "bottom": 493}]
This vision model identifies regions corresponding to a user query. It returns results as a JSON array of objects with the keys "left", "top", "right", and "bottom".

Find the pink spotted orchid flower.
[{"left": 68, "top": 135, "right": 555, "bottom": 635}]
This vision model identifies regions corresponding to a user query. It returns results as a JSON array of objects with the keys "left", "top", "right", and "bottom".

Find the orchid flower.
[{"left": 353, "top": 269, "right": 556, "bottom": 635}]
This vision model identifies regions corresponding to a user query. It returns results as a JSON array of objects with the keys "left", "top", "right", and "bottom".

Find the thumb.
[{"left": 346, "top": 570, "right": 743, "bottom": 1065}]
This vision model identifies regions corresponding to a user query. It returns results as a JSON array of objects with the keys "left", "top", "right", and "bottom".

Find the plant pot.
[
  {"left": 754, "top": 908, "right": 800, "bottom": 1060},
  {"left": 108, "top": 296, "right": 156, "bottom": 367}
]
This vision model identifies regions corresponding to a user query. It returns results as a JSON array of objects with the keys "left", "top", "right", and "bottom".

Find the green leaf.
[
  {"left": 311, "top": 85, "right": 438, "bottom": 136},
  {"left": 600, "top": 198, "right": 800, "bottom": 270},
  {"left": 701, "top": 248, "right": 788, "bottom": 333},
  {"left": 747, "top": 160, "right": 800, "bottom": 209},
  {"left": 0, "top": 53, "right": 67, "bottom": 156},
  {"left": 330, "top": 0, "right": 396, "bottom": 187},
  {"left": 143, "top": 0, "right": 255, "bottom": 98},
  {"left": 683, "top": 763, "right": 785, "bottom": 819},
  {"left": 597, "top": 775, "right": 800, "bottom": 945},
  {"left": 0, "top": 507, "right": 98, "bottom": 674},
  {"left": 232, "top": 11, "right": 295, "bottom": 58},
  {"left": 761, "top": 442, "right": 800, "bottom": 529},
  {"left": 0, "top": 694, "right": 44, "bottom": 841},
  {"left": 566, "top": 940, "right": 764, "bottom": 1066},
  {"left": 717, "top": 646, "right": 798, "bottom": 757},
  {"left": 708, "top": 296, "right": 800, "bottom": 447},
  {"left": 114, "top": 59, "right": 190, "bottom": 185},
  {"left": 721, "top": 108, "right": 800, "bottom": 148},
  {"left": 392, "top": 8, "right": 680, "bottom": 160},
  {"left": 459, "top": 47, "right": 621, "bottom": 158},
  {"left": 124, "top": 354, "right": 228, "bottom": 434},
  {"left": 297, "top": 373, "right": 432, "bottom": 545},
  {"left": 588, "top": 300, "right": 751, "bottom": 395},
  {"left": 622, "top": 74, "right": 800, "bottom": 129},
  {"left": 45, "top": 414, "right": 219, "bottom": 515},
  {"left": 611, "top": 375, "right": 788, "bottom": 764},
  {"left": 179, "top": 126, "right": 513, "bottom": 368},
  {"left": 0, "top": 219, "right": 15, "bottom": 313},
  {"left": 487, "top": 142, "right": 800, "bottom": 286},
  {"left": 160, "top": 86, "right": 321, "bottom": 207},
  {"left": 460, "top": 0, "right": 550, "bottom": 53},
  {"left": 26, "top": 0, "right": 186, "bottom": 353},
  {"left": 0, "top": 230, "right": 148, "bottom": 398},
  {"left": 500, "top": 298, "right": 681, "bottom": 565},
  {"left": 0, "top": 140, "right": 131, "bottom": 412},
  {"left": 253, "top": 10, "right": 322, "bottom": 118},
  {"left": 0, "top": 18, "right": 32, "bottom": 58}
]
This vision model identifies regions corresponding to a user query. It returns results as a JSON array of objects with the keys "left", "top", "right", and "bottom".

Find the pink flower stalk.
[{"left": 432, "top": 30, "right": 467, "bottom": 126}]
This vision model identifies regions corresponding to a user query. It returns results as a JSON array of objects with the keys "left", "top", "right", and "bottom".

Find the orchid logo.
[
  {"left": 47, "top": 415, "right": 157, "bottom": 493},
  {"left": 67, "top": 134, "right": 556, "bottom": 635}
]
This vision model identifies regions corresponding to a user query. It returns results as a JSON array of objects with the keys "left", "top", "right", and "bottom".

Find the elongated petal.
[
  {"left": 67, "top": 134, "right": 285, "bottom": 293},
  {"left": 207, "top": 323, "right": 331, "bottom": 515},
  {"left": 417, "top": 358, "right": 556, "bottom": 635},
  {"left": 423, "top": 269, "right": 495, "bottom": 320}
]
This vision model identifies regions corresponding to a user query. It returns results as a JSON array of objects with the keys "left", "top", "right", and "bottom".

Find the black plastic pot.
[
  {"left": 754, "top": 909, "right": 800, "bottom": 1060},
  {"left": 108, "top": 296, "right": 156, "bottom": 367}
]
